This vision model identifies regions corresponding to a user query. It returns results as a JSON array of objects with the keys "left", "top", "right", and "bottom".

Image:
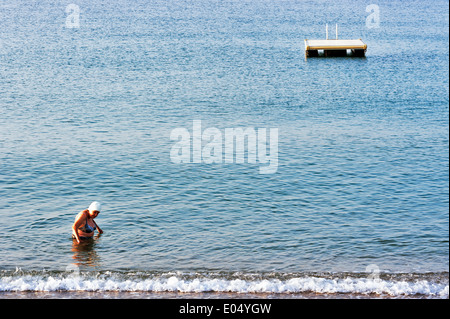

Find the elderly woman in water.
[{"left": 72, "top": 201, "right": 103, "bottom": 243}]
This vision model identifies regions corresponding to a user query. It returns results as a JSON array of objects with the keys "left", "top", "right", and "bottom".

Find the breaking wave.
[{"left": 1, "top": 270, "right": 448, "bottom": 298}]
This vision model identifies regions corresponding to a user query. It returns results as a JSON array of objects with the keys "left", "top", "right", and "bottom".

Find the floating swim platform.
[
  {"left": 305, "top": 39, "right": 367, "bottom": 57},
  {"left": 305, "top": 24, "right": 367, "bottom": 57}
]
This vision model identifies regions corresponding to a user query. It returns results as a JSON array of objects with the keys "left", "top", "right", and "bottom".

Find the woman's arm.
[
  {"left": 72, "top": 211, "right": 86, "bottom": 244},
  {"left": 93, "top": 219, "right": 103, "bottom": 234}
]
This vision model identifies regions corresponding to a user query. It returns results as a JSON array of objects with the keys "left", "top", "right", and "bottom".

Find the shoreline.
[
  {"left": 1, "top": 270, "right": 448, "bottom": 299},
  {"left": 0, "top": 290, "right": 441, "bottom": 299}
]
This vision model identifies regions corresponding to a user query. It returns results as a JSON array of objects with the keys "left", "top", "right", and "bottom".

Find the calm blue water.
[{"left": 0, "top": 0, "right": 448, "bottom": 297}]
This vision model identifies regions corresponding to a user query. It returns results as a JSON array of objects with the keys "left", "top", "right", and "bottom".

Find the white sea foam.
[{"left": 0, "top": 273, "right": 448, "bottom": 298}]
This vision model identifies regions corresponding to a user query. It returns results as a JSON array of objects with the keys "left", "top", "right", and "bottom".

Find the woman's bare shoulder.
[{"left": 75, "top": 209, "right": 89, "bottom": 220}]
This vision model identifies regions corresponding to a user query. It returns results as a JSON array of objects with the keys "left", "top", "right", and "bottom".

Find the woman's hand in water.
[
  {"left": 93, "top": 220, "right": 103, "bottom": 234},
  {"left": 73, "top": 231, "right": 81, "bottom": 244}
]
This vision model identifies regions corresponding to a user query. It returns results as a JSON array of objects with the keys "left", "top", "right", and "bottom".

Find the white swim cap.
[{"left": 88, "top": 201, "right": 102, "bottom": 212}]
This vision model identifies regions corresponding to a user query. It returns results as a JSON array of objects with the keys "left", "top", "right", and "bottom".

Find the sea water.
[{"left": 0, "top": 0, "right": 448, "bottom": 298}]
